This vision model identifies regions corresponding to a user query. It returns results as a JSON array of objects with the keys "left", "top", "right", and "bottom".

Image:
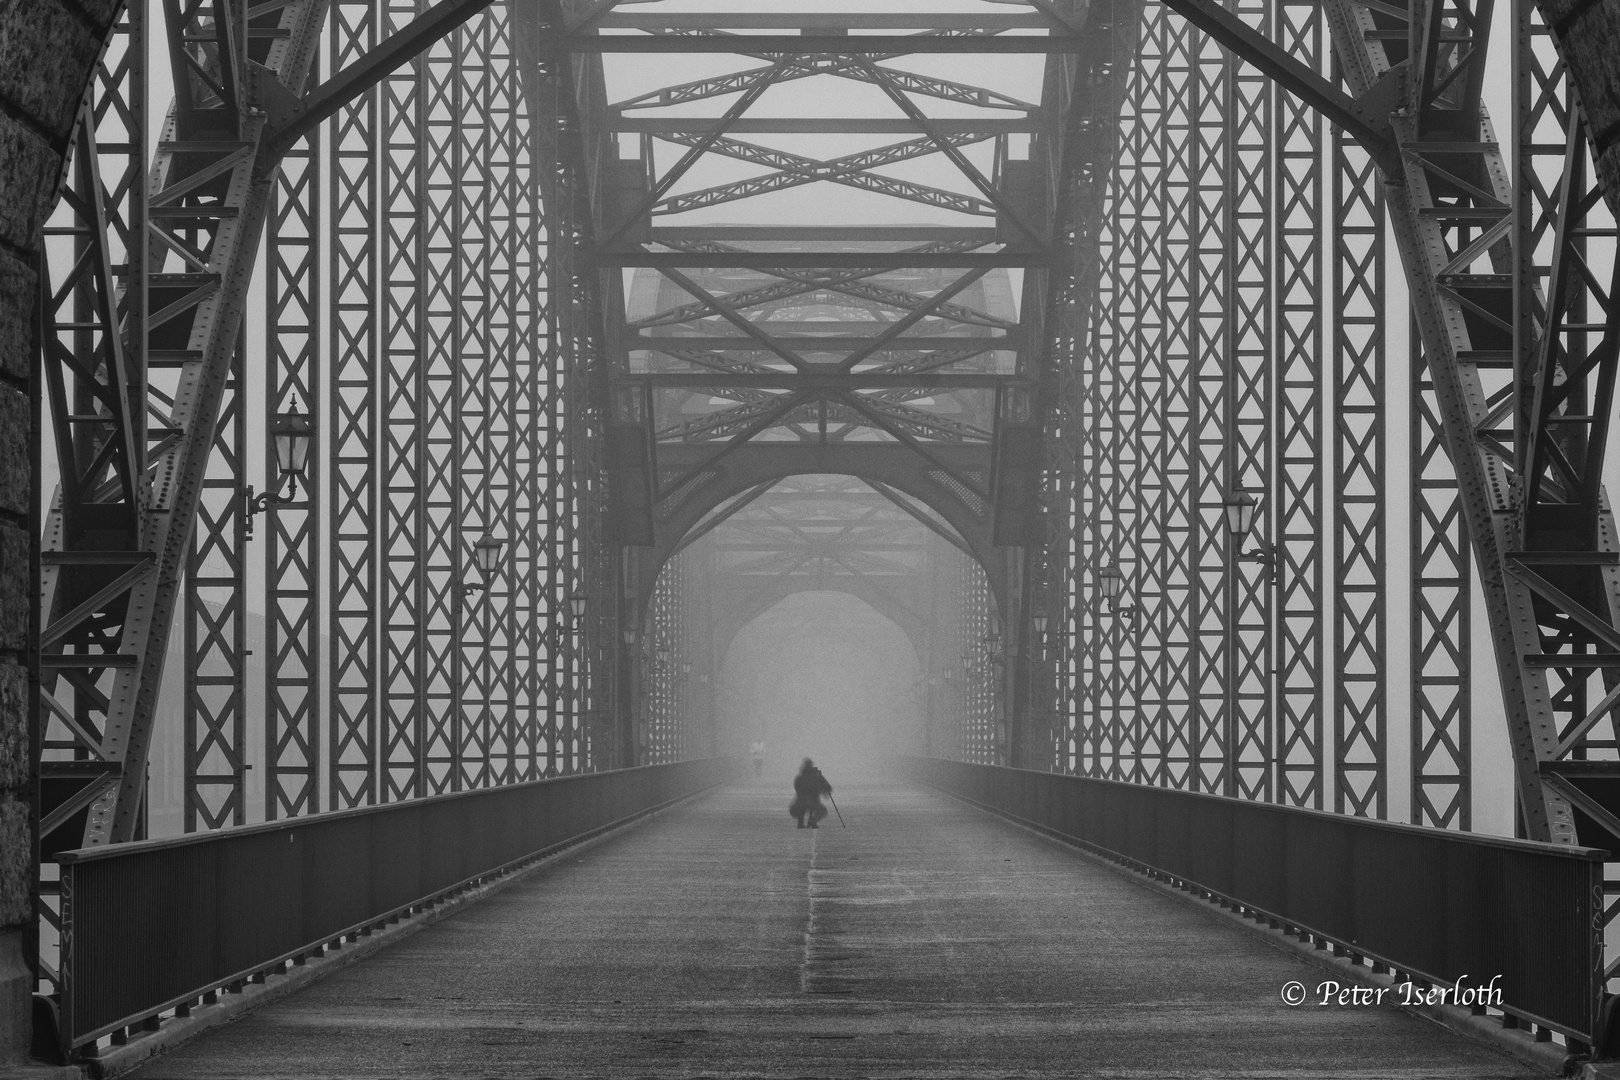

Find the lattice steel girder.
[
  {"left": 596, "top": 13, "right": 1053, "bottom": 29},
  {"left": 37, "top": 7, "right": 151, "bottom": 866},
  {"left": 1318, "top": 0, "right": 1616, "bottom": 846},
  {"left": 327, "top": 0, "right": 380, "bottom": 810},
  {"left": 1144, "top": 0, "right": 1620, "bottom": 842},
  {"left": 1154, "top": 0, "right": 1399, "bottom": 164},
  {"left": 61, "top": 0, "right": 329, "bottom": 849},
  {"left": 69, "top": 0, "right": 541, "bottom": 844},
  {"left": 263, "top": 0, "right": 501, "bottom": 159},
  {"left": 639, "top": 338, "right": 1012, "bottom": 354},
  {"left": 635, "top": 375, "right": 1010, "bottom": 390},
  {"left": 565, "top": 35, "right": 1084, "bottom": 53},
  {"left": 608, "top": 48, "right": 1037, "bottom": 113},
  {"left": 622, "top": 119, "right": 1038, "bottom": 135},
  {"left": 651, "top": 130, "right": 998, "bottom": 216},
  {"left": 632, "top": 243, "right": 1011, "bottom": 333},
  {"left": 650, "top": 226, "right": 1005, "bottom": 241},
  {"left": 263, "top": 98, "right": 321, "bottom": 820},
  {"left": 595, "top": 253, "right": 1054, "bottom": 270}
]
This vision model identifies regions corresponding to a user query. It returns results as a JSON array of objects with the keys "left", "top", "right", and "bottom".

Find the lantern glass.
[
  {"left": 621, "top": 628, "right": 635, "bottom": 645},
  {"left": 472, "top": 534, "right": 504, "bottom": 574},
  {"left": 982, "top": 630, "right": 1002, "bottom": 654},
  {"left": 271, "top": 408, "right": 314, "bottom": 478},
  {"left": 681, "top": 662, "right": 691, "bottom": 675},
  {"left": 655, "top": 646, "right": 670, "bottom": 664},
  {"left": 1223, "top": 490, "right": 1257, "bottom": 538},
  {"left": 961, "top": 655, "right": 974, "bottom": 672},
  {"left": 1097, "top": 562, "right": 1123, "bottom": 600},
  {"left": 1033, "top": 611, "right": 1049, "bottom": 636},
  {"left": 569, "top": 594, "right": 588, "bottom": 620}
]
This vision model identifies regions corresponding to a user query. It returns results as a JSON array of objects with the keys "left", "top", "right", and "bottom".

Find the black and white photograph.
[{"left": 2, "top": 0, "right": 1620, "bottom": 1075}]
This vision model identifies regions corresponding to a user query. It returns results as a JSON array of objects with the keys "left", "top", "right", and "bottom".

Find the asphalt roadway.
[{"left": 126, "top": 780, "right": 1543, "bottom": 1079}]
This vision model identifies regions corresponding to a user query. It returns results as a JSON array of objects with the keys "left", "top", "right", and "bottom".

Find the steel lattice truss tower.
[{"left": 28, "top": 0, "right": 1620, "bottom": 1006}]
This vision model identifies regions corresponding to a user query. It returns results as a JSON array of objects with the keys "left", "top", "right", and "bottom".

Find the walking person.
[
  {"left": 789, "top": 758, "right": 832, "bottom": 829},
  {"left": 750, "top": 738, "right": 766, "bottom": 778}
]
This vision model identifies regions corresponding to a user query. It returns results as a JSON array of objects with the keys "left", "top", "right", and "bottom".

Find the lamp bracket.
[{"left": 243, "top": 475, "right": 300, "bottom": 540}]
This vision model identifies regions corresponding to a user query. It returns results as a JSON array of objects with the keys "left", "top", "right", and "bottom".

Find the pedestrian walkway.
[{"left": 126, "top": 781, "right": 1542, "bottom": 1078}]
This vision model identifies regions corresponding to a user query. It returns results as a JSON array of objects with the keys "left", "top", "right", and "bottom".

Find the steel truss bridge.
[{"left": 15, "top": 0, "right": 1620, "bottom": 1063}]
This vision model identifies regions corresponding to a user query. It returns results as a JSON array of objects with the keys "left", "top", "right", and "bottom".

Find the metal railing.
[
  {"left": 899, "top": 757, "right": 1607, "bottom": 1049},
  {"left": 57, "top": 758, "right": 742, "bottom": 1054}
]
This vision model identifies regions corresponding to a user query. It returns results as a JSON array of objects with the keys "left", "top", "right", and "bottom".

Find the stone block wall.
[
  {"left": 0, "top": 0, "right": 123, "bottom": 1061},
  {"left": 1538, "top": 0, "right": 1620, "bottom": 213}
]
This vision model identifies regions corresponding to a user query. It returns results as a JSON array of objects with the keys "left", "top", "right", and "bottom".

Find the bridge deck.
[{"left": 128, "top": 782, "right": 1540, "bottom": 1078}]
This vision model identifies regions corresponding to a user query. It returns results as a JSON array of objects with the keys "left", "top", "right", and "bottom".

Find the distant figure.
[
  {"left": 750, "top": 738, "right": 766, "bottom": 778},
  {"left": 790, "top": 758, "right": 832, "bottom": 829}
]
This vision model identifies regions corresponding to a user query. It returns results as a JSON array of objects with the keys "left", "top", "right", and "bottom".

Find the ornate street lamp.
[
  {"left": 1223, "top": 489, "right": 1257, "bottom": 539},
  {"left": 1095, "top": 561, "right": 1138, "bottom": 621},
  {"left": 1096, "top": 562, "right": 1124, "bottom": 603},
  {"left": 473, "top": 534, "right": 504, "bottom": 574},
  {"left": 460, "top": 534, "right": 506, "bottom": 595},
  {"left": 1031, "top": 609, "right": 1051, "bottom": 660},
  {"left": 244, "top": 402, "right": 315, "bottom": 539},
  {"left": 569, "top": 594, "right": 588, "bottom": 621},
  {"left": 1222, "top": 489, "right": 1276, "bottom": 582}
]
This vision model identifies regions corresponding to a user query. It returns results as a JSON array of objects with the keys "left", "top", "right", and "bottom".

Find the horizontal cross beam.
[
  {"left": 566, "top": 35, "right": 1079, "bottom": 53},
  {"left": 616, "top": 119, "right": 1038, "bottom": 134},
  {"left": 592, "top": 252, "right": 1050, "bottom": 269},
  {"left": 636, "top": 337, "right": 1015, "bottom": 352},
  {"left": 630, "top": 374, "right": 1007, "bottom": 389},
  {"left": 714, "top": 542, "right": 926, "bottom": 552},
  {"left": 595, "top": 14, "right": 1051, "bottom": 28},
  {"left": 651, "top": 226, "right": 1002, "bottom": 242}
]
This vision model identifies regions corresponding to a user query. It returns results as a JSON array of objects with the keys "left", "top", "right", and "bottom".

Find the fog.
[{"left": 716, "top": 592, "right": 925, "bottom": 787}]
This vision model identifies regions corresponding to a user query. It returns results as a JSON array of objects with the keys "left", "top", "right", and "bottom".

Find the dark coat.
[{"left": 793, "top": 767, "right": 831, "bottom": 802}]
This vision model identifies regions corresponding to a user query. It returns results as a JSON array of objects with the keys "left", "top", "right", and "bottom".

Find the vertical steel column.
[
  {"left": 1510, "top": 0, "right": 1620, "bottom": 850},
  {"left": 1409, "top": 321, "right": 1470, "bottom": 826},
  {"left": 1158, "top": 3, "right": 1199, "bottom": 791},
  {"left": 420, "top": 22, "right": 461, "bottom": 793},
  {"left": 534, "top": 33, "right": 592, "bottom": 776},
  {"left": 1225, "top": 0, "right": 1275, "bottom": 802},
  {"left": 513, "top": 140, "right": 540, "bottom": 779},
  {"left": 1084, "top": 80, "right": 1127, "bottom": 780},
  {"left": 328, "top": 0, "right": 380, "bottom": 810},
  {"left": 454, "top": 13, "right": 494, "bottom": 792},
  {"left": 647, "top": 557, "right": 681, "bottom": 763},
  {"left": 1124, "top": 9, "right": 1168, "bottom": 787},
  {"left": 186, "top": 335, "right": 248, "bottom": 830},
  {"left": 485, "top": 3, "right": 525, "bottom": 785},
  {"left": 1274, "top": 0, "right": 1326, "bottom": 809},
  {"left": 263, "top": 73, "right": 322, "bottom": 820},
  {"left": 517, "top": 20, "right": 566, "bottom": 780},
  {"left": 380, "top": 0, "right": 425, "bottom": 802},
  {"left": 1333, "top": 81, "right": 1390, "bottom": 819},
  {"left": 1191, "top": 13, "right": 1231, "bottom": 795}
]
